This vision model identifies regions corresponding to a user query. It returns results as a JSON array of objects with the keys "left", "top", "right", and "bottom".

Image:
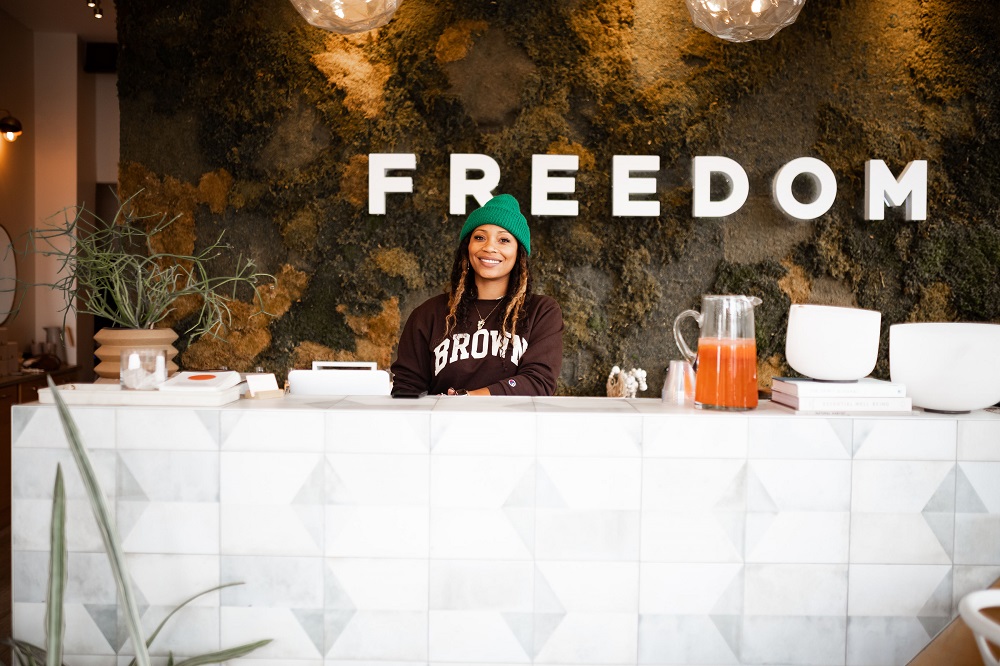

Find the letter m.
[{"left": 865, "top": 160, "right": 927, "bottom": 221}]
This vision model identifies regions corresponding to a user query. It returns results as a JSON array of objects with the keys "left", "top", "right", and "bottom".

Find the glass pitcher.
[{"left": 673, "top": 295, "right": 762, "bottom": 411}]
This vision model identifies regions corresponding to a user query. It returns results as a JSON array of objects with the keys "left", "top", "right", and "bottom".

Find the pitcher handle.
[{"left": 673, "top": 309, "right": 701, "bottom": 366}]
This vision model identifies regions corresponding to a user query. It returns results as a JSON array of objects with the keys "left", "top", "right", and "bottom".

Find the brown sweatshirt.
[{"left": 390, "top": 293, "right": 564, "bottom": 396}]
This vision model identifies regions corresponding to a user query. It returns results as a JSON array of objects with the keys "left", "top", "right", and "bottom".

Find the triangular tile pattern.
[
  {"left": 133, "top": 582, "right": 149, "bottom": 617},
  {"left": 534, "top": 566, "right": 566, "bottom": 614},
  {"left": 291, "top": 608, "right": 325, "bottom": 656},
  {"left": 533, "top": 612, "right": 566, "bottom": 658},
  {"left": 956, "top": 467, "right": 989, "bottom": 513},
  {"left": 922, "top": 512, "right": 955, "bottom": 561},
  {"left": 710, "top": 567, "right": 744, "bottom": 616},
  {"left": 921, "top": 466, "right": 956, "bottom": 560},
  {"left": 533, "top": 567, "right": 567, "bottom": 656},
  {"left": 325, "top": 567, "right": 357, "bottom": 611},
  {"left": 745, "top": 512, "right": 776, "bottom": 558},
  {"left": 324, "top": 609, "right": 357, "bottom": 654},
  {"left": 503, "top": 507, "right": 535, "bottom": 553},
  {"left": 116, "top": 452, "right": 151, "bottom": 546},
  {"left": 714, "top": 464, "right": 747, "bottom": 511},
  {"left": 84, "top": 603, "right": 117, "bottom": 651},
  {"left": 294, "top": 460, "right": 326, "bottom": 505},
  {"left": 291, "top": 504, "right": 324, "bottom": 551},
  {"left": 922, "top": 466, "right": 956, "bottom": 513},
  {"left": 832, "top": 419, "right": 853, "bottom": 458},
  {"left": 852, "top": 421, "right": 876, "bottom": 457},
  {"left": 746, "top": 469, "right": 779, "bottom": 513},
  {"left": 503, "top": 464, "right": 536, "bottom": 508},
  {"left": 317, "top": 567, "right": 358, "bottom": 655},
  {"left": 709, "top": 614, "right": 741, "bottom": 659},
  {"left": 917, "top": 568, "right": 953, "bottom": 624},
  {"left": 116, "top": 501, "right": 150, "bottom": 546},
  {"left": 918, "top": 614, "right": 951, "bottom": 639},
  {"left": 11, "top": 409, "right": 33, "bottom": 445},
  {"left": 196, "top": 411, "right": 218, "bottom": 439},
  {"left": 326, "top": 460, "right": 353, "bottom": 505},
  {"left": 716, "top": 510, "right": 746, "bottom": 556},
  {"left": 117, "top": 458, "right": 149, "bottom": 503},
  {"left": 501, "top": 612, "right": 534, "bottom": 659},
  {"left": 534, "top": 466, "right": 567, "bottom": 508},
  {"left": 323, "top": 567, "right": 357, "bottom": 661}
]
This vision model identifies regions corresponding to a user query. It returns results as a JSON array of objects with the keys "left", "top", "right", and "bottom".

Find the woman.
[{"left": 390, "top": 193, "right": 564, "bottom": 396}]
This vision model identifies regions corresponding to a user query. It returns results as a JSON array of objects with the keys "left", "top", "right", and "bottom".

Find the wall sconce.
[
  {"left": 0, "top": 110, "right": 23, "bottom": 142},
  {"left": 686, "top": 0, "right": 806, "bottom": 42},
  {"left": 287, "top": 0, "right": 401, "bottom": 34}
]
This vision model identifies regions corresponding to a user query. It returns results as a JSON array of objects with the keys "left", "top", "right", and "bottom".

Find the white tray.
[{"left": 38, "top": 383, "right": 242, "bottom": 407}]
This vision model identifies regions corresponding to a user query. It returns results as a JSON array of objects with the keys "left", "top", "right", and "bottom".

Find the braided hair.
[{"left": 443, "top": 235, "right": 533, "bottom": 344}]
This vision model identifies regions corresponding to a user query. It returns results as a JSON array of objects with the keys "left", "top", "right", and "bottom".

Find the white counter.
[{"left": 11, "top": 397, "right": 1000, "bottom": 666}]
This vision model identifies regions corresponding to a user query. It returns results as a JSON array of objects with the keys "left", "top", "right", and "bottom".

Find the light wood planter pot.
[{"left": 92, "top": 328, "right": 179, "bottom": 380}]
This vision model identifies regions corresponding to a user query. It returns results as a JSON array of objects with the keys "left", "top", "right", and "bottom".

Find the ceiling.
[{"left": 0, "top": 0, "right": 117, "bottom": 43}]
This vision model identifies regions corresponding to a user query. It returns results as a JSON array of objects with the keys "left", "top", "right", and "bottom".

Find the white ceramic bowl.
[
  {"left": 785, "top": 304, "right": 882, "bottom": 381},
  {"left": 890, "top": 322, "right": 1000, "bottom": 412}
]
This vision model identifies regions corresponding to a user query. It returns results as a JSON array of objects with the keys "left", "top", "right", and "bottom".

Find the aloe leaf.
[
  {"left": 171, "top": 639, "right": 272, "bottom": 666},
  {"left": 126, "top": 582, "right": 246, "bottom": 666},
  {"left": 44, "top": 467, "right": 66, "bottom": 666},
  {"left": 47, "top": 378, "right": 151, "bottom": 666}
]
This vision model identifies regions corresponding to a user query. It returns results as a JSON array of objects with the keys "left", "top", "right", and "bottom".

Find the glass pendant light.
[
  {"left": 287, "top": 0, "right": 402, "bottom": 34},
  {"left": 686, "top": 0, "right": 806, "bottom": 42}
]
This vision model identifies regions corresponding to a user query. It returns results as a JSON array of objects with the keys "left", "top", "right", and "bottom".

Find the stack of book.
[{"left": 770, "top": 377, "right": 912, "bottom": 414}]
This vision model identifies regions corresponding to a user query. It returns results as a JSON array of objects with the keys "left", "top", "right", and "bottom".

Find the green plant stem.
[
  {"left": 43, "top": 380, "right": 270, "bottom": 666},
  {"left": 3, "top": 638, "right": 47, "bottom": 666},
  {"left": 172, "top": 640, "right": 272, "bottom": 666},
  {"left": 44, "top": 467, "right": 66, "bottom": 666},
  {"left": 48, "top": 377, "right": 151, "bottom": 666},
  {"left": 126, "top": 582, "right": 244, "bottom": 666}
]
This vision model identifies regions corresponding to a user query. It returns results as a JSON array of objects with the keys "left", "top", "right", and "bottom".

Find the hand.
[{"left": 447, "top": 388, "right": 469, "bottom": 396}]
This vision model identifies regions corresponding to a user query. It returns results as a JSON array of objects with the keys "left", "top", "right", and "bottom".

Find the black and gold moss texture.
[{"left": 117, "top": 0, "right": 1000, "bottom": 395}]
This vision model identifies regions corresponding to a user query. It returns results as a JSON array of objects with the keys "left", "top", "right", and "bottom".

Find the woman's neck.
[{"left": 474, "top": 275, "right": 509, "bottom": 300}]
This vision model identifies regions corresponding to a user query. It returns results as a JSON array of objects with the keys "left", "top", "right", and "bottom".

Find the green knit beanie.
[{"left": 459, "top": 193, "right": 531, "bottom": 255}]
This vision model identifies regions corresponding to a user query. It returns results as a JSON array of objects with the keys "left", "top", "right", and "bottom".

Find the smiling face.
[{"left": 467, "top": 224, "right": 519, "bottom": 296}]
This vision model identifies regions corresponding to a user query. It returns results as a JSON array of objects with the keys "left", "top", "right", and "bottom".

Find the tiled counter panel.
[{"left": 10, "top": 397, "right": 1000, "bottom": 666}]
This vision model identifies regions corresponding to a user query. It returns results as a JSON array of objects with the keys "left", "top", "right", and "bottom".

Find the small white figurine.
[{"left": 607, "top": 365, "right": 648, "bottom": 398}]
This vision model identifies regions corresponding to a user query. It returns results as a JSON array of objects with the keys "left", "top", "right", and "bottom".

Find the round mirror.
[{"left": 0, "top": 224, "right": 16, "bottom": 324}]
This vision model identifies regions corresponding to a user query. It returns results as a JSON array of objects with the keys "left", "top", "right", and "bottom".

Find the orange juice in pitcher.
[
  {"left": 692, "top": 337, "right": 758, "bottom": 409},
  {"left": 674, "top": 295, "right": 762, "bottom": 411}
]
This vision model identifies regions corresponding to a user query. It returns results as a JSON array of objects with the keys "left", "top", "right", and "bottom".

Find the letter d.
[{"left": 692, "top": 156, "right": 749, "bottom": 218}]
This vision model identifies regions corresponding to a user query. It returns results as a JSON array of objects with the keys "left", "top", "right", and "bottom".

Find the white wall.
[{"left": 33, "top": 32, "right": 80, "bottom": 365}]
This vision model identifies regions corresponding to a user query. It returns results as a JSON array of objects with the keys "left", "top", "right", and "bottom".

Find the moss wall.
[{"left": 117, "top": 0, "right": 1000, "bottom": 395}]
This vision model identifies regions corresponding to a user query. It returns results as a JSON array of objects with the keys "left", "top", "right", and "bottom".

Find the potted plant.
[{"left": 14, "top": 192, "right": 271, "bottom": 379}]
